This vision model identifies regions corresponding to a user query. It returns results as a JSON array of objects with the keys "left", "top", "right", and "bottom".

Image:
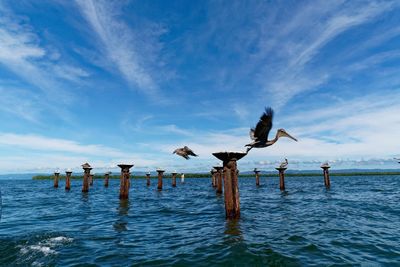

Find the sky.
[{"left": 1, "top": 0, "right": 400, "bottom": 174}]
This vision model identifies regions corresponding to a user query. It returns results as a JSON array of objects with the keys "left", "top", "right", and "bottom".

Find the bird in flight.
[
  {"left": 173, "top": 146, "right": 198, "bottom": 160},
  {"left": 245, "top": 107, "right": 297, "bottom": 153}
]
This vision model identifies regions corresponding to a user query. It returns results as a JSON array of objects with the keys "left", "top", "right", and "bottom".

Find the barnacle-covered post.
[
  {"left": 321, "top": 164, "right": 331, "bottom": 189},
  {"left": 53, "top": 170, "right": 60, "bottom": 188},
  {"left": 254, "top": 168, "right": 261, "bottom": 186},
  {"left": 276, "top": 167, "right": 287, "bottom": 191},
  {"left": 104, "top": 172, "right": 110, "bottom": 187},
  {"left": 146, "top": 172, "right": 151, "bottom": 186},
  {"left": 82, "top": 163, "right": 92, "bottom": 193},
  {"left": 157, "top": 168, "right": 165, "bottom": 191},
  {"left": 171, "top": 170, "right": 177, "bottom": 187},
  {"left": 213, "top": 165, "right": 223, "bottom": 194},
  {"left": 212, "top": 152, "right": 246, "bottom": 219},
  {"left": 210, "top": 169, "right": 217, "bottom": 188},
  {"left": 118, "top": 164, "right": 133, "bottom": 199},
  {"left": 65, "top": 169, "right": 72, "bottom": 190}
]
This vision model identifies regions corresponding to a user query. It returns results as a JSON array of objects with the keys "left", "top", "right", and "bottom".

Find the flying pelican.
[
  {"left": 245, "top": 107, "right": 297, "bottom": 153},
  {"left": 173, "top": 146, "right": 198, "bottom": 160},
  {"left": 279, "top": 158, "right": 288, "bottom": 168}
]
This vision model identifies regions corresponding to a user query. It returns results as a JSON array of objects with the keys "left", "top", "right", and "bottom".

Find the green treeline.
[{"left": 32, "top": 171, "right": 400, "bottom": 180}]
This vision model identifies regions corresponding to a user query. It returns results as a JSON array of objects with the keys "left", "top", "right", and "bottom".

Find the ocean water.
[{"left": 0, "top": 175, "right": 399, "bottom": 266}]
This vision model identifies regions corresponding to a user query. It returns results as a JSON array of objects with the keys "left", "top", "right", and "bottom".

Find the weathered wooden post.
[
  {"left": 65, "top": 169, "right": 72, "bottom": 191},
  {"left": 104, "top": 172, "right": 110, "bottom": 187},
  {"left": 254, "top": 168, "right": 261, "bottom": 186},
  {"left": 53, "top": 170, "right": 60, "bottom": 188},
  {"left": 171, "top": 171, "right": 177, "bottom": 187},
  {"left": 213, "top": 165, "right": 223, "bottom": 194},
  {"left": 276, "top": 167, "right": 287, "bottom": 191},
  {"left": 146, "top": 172, "right": 151, "bottom": 186},
  {"left": 82, "top": 163, "right": 92, "bottom": 193},
  {"left": 321, "top": 163, "right": 331, "bottom": 189},
  {"left": 157, "top": 168, "right": 165, "bottom": 191},
  {"left": 212, "top": 152, "right": 247, "bottom": 219},
  {"left": 118, "top": 164, "right": 133, "bottom": 199},
  {"left": 210, "top": 169, "right": 217, "bottom": 188},
  {"left": 89, "top": 174, "right": 94, "bottom": 186}
]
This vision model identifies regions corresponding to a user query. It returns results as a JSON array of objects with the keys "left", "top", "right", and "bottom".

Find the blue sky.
[{"left": 1, "top": 0, "right": 400, "bottom": 174}]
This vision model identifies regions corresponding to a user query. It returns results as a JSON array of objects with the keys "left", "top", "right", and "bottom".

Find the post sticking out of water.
[
  {"left": 157, "top": 168, "right": 165, "bottom": 191},
  {"left": 53, "top": 170, "right": 60, "bottom": 188},
  {"left": 104, "top": 172, "right": 110, "bottom": 187},
  {"left": 146, "top": 172, "right": 151, "bottom": 186},
  {"left": 82, "top": 163, "right": 92, "bottom": 193},
  {"left": 276, "top": 167, "right": 287, "bottom": 191},
  {"left": 210, "top": 169, "right": 217, "bottom": 188},
  {"left": 171, "top": 171, "right": 177, "bottom": 187},
  {"left": 65, "top": 170, "right": 72, "bottom": 190},
  {"left": 89, "top": 174, "right": 94, "bottom": 186},
  {"left": 254, "top": 168, "right": 261, "bottom": 186},
  {"left": 118, "top": 164, "right": 133, "bottom": 199},
  {"left": 321, "top": 164, "right": 331, "bottom": 189},
  {"left": 213, "top": 165, "right": 223, "bottom": 194},
  {"left": 213, "top": 152, "right": 246, "bottom": 219}
]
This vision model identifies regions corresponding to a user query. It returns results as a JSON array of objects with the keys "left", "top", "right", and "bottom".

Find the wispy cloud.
[{"left": 75, "top": 0, "right": 164, "bottom": 97}]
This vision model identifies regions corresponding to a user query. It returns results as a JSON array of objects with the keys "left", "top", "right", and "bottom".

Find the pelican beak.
[{"left": 283, "top": 131, "right": 298, "bottom": 142}]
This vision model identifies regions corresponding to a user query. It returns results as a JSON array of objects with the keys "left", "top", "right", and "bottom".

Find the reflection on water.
[
  {"left": 113, "top": 199, "right": 130, "bottom": 233},
  {"left": 224, "top": 219, "right": 242, "bottom": 237}
]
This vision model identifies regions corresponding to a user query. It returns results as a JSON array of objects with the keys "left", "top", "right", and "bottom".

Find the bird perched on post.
[
  {"left": 245, "top": 107, "right": 297, "bottom": 153},
  {"left": 173, "top": 146, "right": 198, "bottom": 160},
  {"left": 279, "top": 158, "right": 289, "bottom": 168},
  {"left": 321, "top": 162, "right": 330, "bottom": 168}
]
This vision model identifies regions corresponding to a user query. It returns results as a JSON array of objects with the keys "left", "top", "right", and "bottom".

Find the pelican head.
[{"left": 277, "top": 129, "right": 298, "bottom": 141}]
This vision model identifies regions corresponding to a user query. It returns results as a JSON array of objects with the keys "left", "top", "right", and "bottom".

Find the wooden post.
[
  {"left": 146, "top": 172, "right": 151, "bottom": 186},
  {"left": 171, "top": 171, "right": 177, "bottom": 187},
  {"left": 157, "top": 169, "right": 165, "bottom": 191},
  {"left": 213, "top": 166, "right": 223, "bottom": 194},
  {"left": 65, "top": 170, "right": 72, "bottom": 191},
  {"left": 212, "top": 152, "right": 246, "bottom": 220},
  {"left": 322, "top": 166, "right": 331, "bottom": 189},
  {"left": 118, "top": 164, "right": 133, "bottom": 199},
  {"left": 211, "top": 169, "right": 217, "bottom": 188},
  {"left": 276, "top": 167, "right": 287, "bottom": 191},
  {"left": 82, "top": 163, "right": 92, "bottom": 193},
  {"left": 89, "top": 174, "right": 94, "bottom": 186},
  {"left": 104, "top": 172, "right": 110, "bottom": 187},
  {"left": 53, "top": 170, "right": 60, "bottom": 188},
  {"left": 254, "top": 168, "right": 261, "bottom": 186}
]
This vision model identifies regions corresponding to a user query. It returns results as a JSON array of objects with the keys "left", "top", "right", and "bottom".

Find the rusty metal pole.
[
  {"left": 322, "top": 166, "right": 331, "bottom": 189},
  {"left": 53, "top": 170, "right": 60, "bottom": 188},
  {"left": 213, "top": 166, "right": 223, "bottom": 194},
  {"left": 104, "top": 172, "right": 110, "bottom": 187},
  {"left": 146, "top": 172, "right": 151, "bottom": 186},
  {"left": 65, "top": 170, "right": 72, "bottom": 191},
  {"left": 157, "top": 168, "right": 165, "bottom": 191},
  {"left": 254, "top": 168, "right": 261, "bottom": 186},
  {"left": 171, "top": 171, "right": 177, "bottom": 187},
  {"left": 118, "top": 164, "right": 133, "bottom": 199},
  {"left": 276, "top": 167, "right": 287, "bottom": 191},
  {"left": 213, "top": 152, "right": 246, "bottom": 220},
  {"left": 82, "top": 163, "right": 92, "bottom": 193}
]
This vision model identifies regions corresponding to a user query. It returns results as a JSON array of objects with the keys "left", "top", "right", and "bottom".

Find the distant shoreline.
[{"left": 32, "top": 171, "right": 400, "bottom": 180}]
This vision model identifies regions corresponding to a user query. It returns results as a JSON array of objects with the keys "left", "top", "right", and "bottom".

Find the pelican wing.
[
  {"left": 184, "top": 146, "right": 198, "bottom": 157},
  {"left": 249, "top": 128, "right": 256, "bottom": 140},
  {"left": 253, "top": 107, "right": 274, "bottom": 142}
]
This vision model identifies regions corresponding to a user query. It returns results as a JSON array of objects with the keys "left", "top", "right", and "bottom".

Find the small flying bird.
[
  {"left": 173, "top": 146, "right": 198, "bottom": 160},
  {"left": 279, "top": 158, "right": 289, "bottom": 168},
  {"left": 245, "top": 107, "right": 298, "bottom": 153}
]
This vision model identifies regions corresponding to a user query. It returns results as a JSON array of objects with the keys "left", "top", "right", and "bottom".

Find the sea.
[{"left": 0, "top": 174, "right": 399, "bottom": 266}]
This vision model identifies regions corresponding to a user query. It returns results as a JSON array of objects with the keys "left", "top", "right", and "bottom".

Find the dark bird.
[
  {"left": 245, "top": 107, "right": 297, "bottom": 153},
  {"left": 394, "top": 158, "right": 400, "bottom": 164},
  {"left": 173, "top": 146, "right": 198, "bottom": 160},
  {"left": 279, "top": 158, "right": 289, "bottom": 168}
]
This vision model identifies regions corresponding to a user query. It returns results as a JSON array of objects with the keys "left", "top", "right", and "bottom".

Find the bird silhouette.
[
  {"left": 279, "top": 158, "right": 288, "bottom": 168},
  {"left": 173, "top": 146, "right": 198, "bottom": 160},
  {"left": 245, "top": 107, "right": 297, "bottom": 153}
]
